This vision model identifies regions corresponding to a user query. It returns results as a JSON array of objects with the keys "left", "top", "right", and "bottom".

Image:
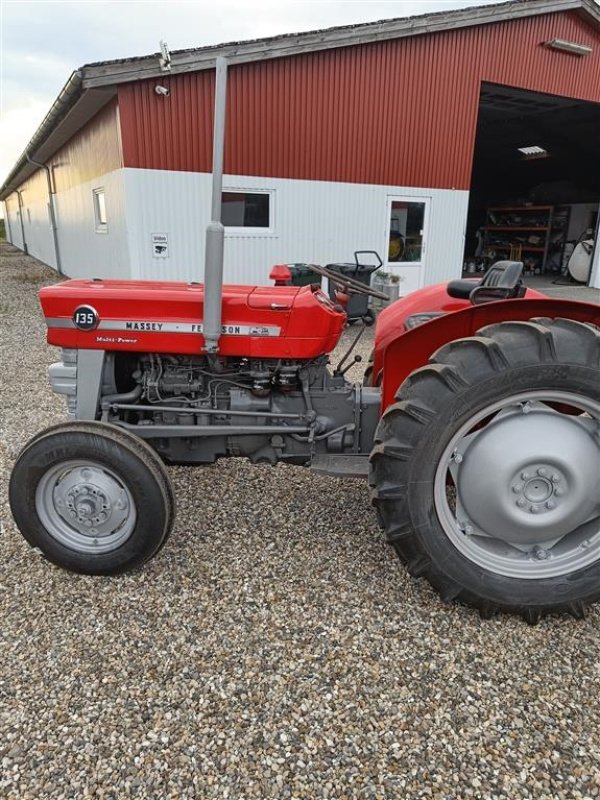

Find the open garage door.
[{"left": 465, "top": 83, "right": 600, "bottom": 291}]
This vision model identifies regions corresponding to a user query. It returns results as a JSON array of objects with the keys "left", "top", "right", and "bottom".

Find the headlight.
[{"left": 405, "top": 312, "right": 445, "bottom": 330}]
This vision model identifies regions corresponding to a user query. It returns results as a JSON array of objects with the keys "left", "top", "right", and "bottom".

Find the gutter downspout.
[
  {"left": 16, "top": 191, "right": 28, "bottom": 254},
  {"left": 202, "top": 56, "right": 228, "bottom": 355},
  {"left": 25, "top": 152, "right": 63, "bottom": 276}
]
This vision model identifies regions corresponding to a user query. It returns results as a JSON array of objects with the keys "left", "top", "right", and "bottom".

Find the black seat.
[{"left": 447, "top": 261, "right": 525, "bottom": 305}]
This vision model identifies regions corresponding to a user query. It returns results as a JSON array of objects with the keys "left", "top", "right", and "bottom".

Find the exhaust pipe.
[{"left": 203, "top": 56, "right": 228, "bottom": 354}]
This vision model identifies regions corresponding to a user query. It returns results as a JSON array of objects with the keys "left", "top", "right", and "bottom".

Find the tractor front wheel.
[
  {"left": 9, "top": 421, "right": 175, "bottom": 575},
  {"left": 370, "top": 318, "right": 600, "bottom": 622}
]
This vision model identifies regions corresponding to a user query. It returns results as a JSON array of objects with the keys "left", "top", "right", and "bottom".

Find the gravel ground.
[{"left": 1, "top": 241, "right": 599, "bottom": 799}]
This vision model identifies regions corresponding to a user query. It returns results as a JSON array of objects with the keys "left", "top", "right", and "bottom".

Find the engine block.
[{"left": 49, "top": 349, "right": 380, "bottom": 466}]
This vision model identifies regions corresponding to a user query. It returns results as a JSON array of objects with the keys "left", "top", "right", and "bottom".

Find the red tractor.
[
  {"left": 8, "top": 61, "right": 600, "bottom": 622},
  {"left": 8, "top": 260, "right": 600, "bottom": 622}
]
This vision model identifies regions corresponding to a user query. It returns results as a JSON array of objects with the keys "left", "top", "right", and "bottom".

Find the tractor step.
[{"left": 310, "top": 455, "right": 369, "bottom": 479}]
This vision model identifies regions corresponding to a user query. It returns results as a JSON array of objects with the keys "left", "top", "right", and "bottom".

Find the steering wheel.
[{"left": 306, "top": 264, "right": 389, "bottom": 301}]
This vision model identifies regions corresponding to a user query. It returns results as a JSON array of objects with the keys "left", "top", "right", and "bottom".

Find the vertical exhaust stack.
[{"left": 203, "top": 56, "right": 228, "bottom": 354}]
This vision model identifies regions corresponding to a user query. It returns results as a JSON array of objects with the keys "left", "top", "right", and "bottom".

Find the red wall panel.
[{"left": 118, "top": 11, "right": 600, "bottom": 190}]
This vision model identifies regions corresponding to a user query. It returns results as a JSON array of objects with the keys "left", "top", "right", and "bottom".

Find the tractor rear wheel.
[
  {"left": 370, "top": 318, "right": 600, "bottom": 622},
  {"left": 9, "top": 421, "right": 175, "bottom": 575}
]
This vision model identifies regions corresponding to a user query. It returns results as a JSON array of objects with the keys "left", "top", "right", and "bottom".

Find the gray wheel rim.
[
  {"left": 35, "top": 459, "right": 136, "bottom": 554},
  {"left": 433, "top": 390, "right": 600, "bottom": 579}
]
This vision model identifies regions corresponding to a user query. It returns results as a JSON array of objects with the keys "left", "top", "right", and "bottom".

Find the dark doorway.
[{"left": 465, "top": 83, "right": 600, "bottom": 286}]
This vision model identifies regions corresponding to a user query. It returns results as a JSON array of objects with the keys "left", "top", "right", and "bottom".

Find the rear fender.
[{"left": 379, "top": 298, "right": 600, "bottom": 412}]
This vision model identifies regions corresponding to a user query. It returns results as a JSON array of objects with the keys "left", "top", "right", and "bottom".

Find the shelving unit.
[{"left": 481, "top": 205, "right": 569, "bottom": 274}]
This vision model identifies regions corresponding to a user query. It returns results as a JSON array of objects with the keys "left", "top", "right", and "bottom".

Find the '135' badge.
[{"left": 72, "top": 305, "right": 99, "bottom": 331}]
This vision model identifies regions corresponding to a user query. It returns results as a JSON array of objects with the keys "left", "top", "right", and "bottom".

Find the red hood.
[{"left": 39, "top": 278, "right": 346, "bottom": 359}]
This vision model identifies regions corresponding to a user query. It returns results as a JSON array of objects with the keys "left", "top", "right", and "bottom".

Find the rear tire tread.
[{"left": 370, "top": 318, "right": 600, "bottom": 621}]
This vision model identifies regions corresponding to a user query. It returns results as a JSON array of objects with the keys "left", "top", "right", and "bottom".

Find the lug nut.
[
  {"left": 534, "top": 547, "right": 548, "bottom": 560},
  {"left": 512, "top": 484, "right": 523, "bottom": 494},
  {"left": 516, "top": 498, "right": 527, "bottom": 508},
  {"left": 545, "top": 500, "right": 556, "bottom": 510},
  {"left": 522, "top": 403, "right": 532, "bottom": 414},
  {"left": 555, "top": 487, "right": 565, "bottom": 497},
  {"left": 454, "top": 453, "right": 463, "bottom": 464},
  {"left": 551, "top": 474, "right": 561, "bottom": 483},
  {"left": 521, "top": 472, "right": 530, "bottom": 480},
  {"left": 529, "top": 505, "right": 540, "bottom": 514},
  {"left": 537, "top": 467, "right": 548, "bottom": 477}
]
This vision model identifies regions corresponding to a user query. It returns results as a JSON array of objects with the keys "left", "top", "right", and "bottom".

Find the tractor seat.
[{"left": 447, "top": 261, "right": 526, "bottom": 305}]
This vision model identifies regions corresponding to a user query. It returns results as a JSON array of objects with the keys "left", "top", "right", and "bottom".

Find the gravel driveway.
[{"left": 1, "top": 242, "right": 599, "bottom": 799}]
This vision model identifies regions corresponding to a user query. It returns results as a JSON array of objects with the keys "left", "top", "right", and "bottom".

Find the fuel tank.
[{"left": 40, "top": 279, "right": 346, "bottom": 359}]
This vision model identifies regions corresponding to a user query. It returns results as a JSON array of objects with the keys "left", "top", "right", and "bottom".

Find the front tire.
[
  {"left": 370, "top": 318, "right": 600, "bottom": 622},
  {"left": 9, "top": 421, "right": 176, "bottom": 574}
]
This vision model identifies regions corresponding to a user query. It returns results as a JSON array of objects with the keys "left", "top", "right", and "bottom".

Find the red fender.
[{"left": 379, "top": 298, "right": 600, "bottom": 412}]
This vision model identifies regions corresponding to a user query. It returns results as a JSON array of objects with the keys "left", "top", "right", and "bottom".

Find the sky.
[{"left": 0, "top": 0, "right": 510, "bottom": 186}]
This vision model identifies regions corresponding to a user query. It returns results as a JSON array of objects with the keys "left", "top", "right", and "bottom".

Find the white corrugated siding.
[
  {"left": 2, "top": 169, "right": 131, "bottom": 280},
  {"left": 124, "top": 168, "right": 469, "bottom": 291},
  {"left": 3, "top": 196, "right": 24, "bottom": 250},
  {"left": 54, "top": 169, "right": 130, "bottom": 279},
  {"left": 3, "top": 183, "right": 55, "bottom": 267}
]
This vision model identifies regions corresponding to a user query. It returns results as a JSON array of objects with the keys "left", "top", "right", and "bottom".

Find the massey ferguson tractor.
[{"left": 8, "top": 60, "right": 600, "bottom": 623}]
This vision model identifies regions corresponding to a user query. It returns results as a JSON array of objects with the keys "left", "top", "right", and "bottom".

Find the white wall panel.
[
  {"left": 54, "top": 169, "right": 130, "bottom": 279},
  {"left": 124, "top": 168, "right": 469, "bottom": 292},
  {"left": 3, "top": 197, "right": 23, "bottom": 250},
  {"left": 3, "top": 187, "right": 55, "bottom": 266},
  {"left": 20, "top": 197, "right": 56, "bottom": 269},
  {"left": 2, "top": 170, "right": 130, "bottom": 280}
]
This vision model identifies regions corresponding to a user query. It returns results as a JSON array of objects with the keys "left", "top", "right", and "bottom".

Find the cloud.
[{"left": 0, "top": 99, "right": 51, "bottom": 179}]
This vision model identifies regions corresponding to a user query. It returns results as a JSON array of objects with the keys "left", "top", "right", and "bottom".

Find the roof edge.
[{"left": 80, "top": 0, "right": 599, "bottom": 89}]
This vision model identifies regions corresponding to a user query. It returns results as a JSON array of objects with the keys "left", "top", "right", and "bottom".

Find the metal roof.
[{"left": 2, "top": 0, "right": 599, "bottom": 199}]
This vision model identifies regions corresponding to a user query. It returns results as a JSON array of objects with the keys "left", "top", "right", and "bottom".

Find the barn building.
[{"left": 2, "top": 0, "right": 599, "bottom": 290}]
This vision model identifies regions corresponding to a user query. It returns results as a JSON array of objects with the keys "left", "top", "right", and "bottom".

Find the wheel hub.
[
  {"left": 456, "top": 408, "right": 598, "bottom": 548},
  {"left": 512, "top": 464, "right": 567, "bottom": 513},
  {"left": 65, "top": 481, "right": 112, "bottom": 527},
  {"left": 36, "top": 460, "right": 136, "bottom": 553}
]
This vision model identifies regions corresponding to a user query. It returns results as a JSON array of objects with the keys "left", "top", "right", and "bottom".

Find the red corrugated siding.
[{"left": 118, "top": 11, "right": 600, "bottom": 189}]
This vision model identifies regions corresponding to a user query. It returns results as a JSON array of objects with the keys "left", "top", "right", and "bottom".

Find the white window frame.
[
  {"left": 222, "top": 188, "right": 275, "bottom": 237},
  {"left": 384, "top": 195, "right": 430, "bottom": 270},
  {"left": 93, "top": 188, "right": 108, "bottom": 233}
]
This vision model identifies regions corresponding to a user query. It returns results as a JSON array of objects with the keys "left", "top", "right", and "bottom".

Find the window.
[
  {"left": 222, "top": 191, "right": 271, "bottom": 230},
  {"left": 387, "top": 200, "right": 427, "bottom": 263},
  {"left": 93, "top": 188, "right": 107, "bottom": 232}
]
